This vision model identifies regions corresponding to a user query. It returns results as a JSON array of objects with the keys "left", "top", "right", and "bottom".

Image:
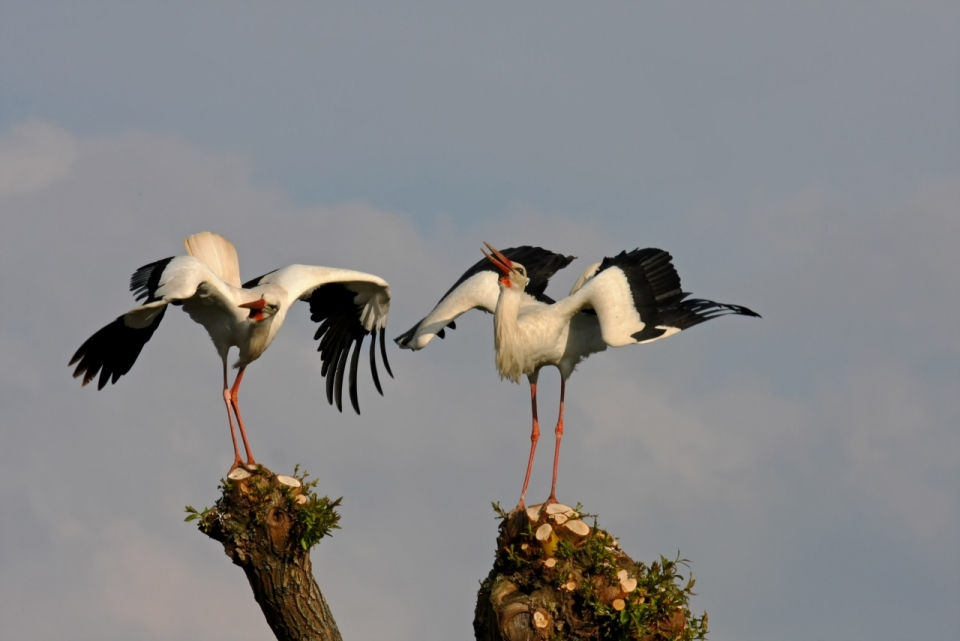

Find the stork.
[
  {"left": 70, "top": 232, "right": 393, "bottom": 469},
  {"left": 396, "top": 242, "right": 758, "bottom": 508}
]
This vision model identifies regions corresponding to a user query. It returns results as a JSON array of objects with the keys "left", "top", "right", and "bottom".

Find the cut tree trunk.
[
  {"left": 192, "top": 465, "right": 342, "bottom": 641},
  {"left": 474, "top": 503, "right": 707, "bottom": 641}
]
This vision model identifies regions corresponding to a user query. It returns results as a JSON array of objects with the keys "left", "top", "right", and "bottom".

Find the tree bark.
[
  {"left": 474, "top": 503, "right": 706, "bottom": 641},
  {"left": 191, "top": 465, "right": 342, "bottom": 641}
]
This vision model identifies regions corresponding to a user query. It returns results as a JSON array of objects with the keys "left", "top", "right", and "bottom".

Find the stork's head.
[
  {"left": 239, "top": 294, "right": 281, "bottom": 322},
  {"left": 482, "top": 242, "right": 529, "bottom": 291}
]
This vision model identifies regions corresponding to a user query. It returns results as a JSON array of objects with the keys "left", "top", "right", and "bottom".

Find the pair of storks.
[{"left": 71, "top": 232, "right": 758, "bottom": 508}]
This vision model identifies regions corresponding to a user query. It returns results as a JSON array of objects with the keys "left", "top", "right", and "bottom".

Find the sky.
[{"left": 1, "top": 2, "right": 958, "bottom": 640}]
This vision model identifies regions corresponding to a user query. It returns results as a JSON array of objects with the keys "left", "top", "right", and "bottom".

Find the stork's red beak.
[
  {"left": 239, "top": 298, "right": 267, "bottom": 310},
  {"left": 482, "top": 242, "right": 513, "bottom": 275}
]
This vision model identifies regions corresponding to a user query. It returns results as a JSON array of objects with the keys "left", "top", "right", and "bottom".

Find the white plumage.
[
  {"left": 396, "top": 242, "right": 759, "bottom": 508},
  {"left": 71, "top": 232, "right": 392, "bottom": 469}
]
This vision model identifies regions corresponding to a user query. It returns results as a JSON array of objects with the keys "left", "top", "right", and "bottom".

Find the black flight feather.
[
  {"left": 348, "top": 334, "right": 364, "bottom": 413},
  {"left": 69, "top": 307, "right": 167, "bottom": 390},
  {"left": 596, "top": 248, "right": 759, "bottom": 342},
  {"left": 130, "top": 257, "right": 175, "bottom": 303},
  {"left": 370, "top": 330, "right": 383, "bottom": 395},
  {"left": 307, "top": 283, "right": 386, "bottom": 414},
  {"left": 379, "top": 328, "right": 392, "bottom": 378},
  {"left": 242, "top": 270, "right": 278, "bottom": 289}
]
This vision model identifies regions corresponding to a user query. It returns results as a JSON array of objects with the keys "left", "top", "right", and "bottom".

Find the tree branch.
[{"left": 187, "top": 465, "right": 343, "bottom": 641}]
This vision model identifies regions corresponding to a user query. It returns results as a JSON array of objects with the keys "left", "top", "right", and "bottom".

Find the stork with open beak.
[
  {"left": 70, "top": 231, "right": 393, "bottom": 470},
  {"left": 397, "top": 241, "right": 759, "bottom": 509}
]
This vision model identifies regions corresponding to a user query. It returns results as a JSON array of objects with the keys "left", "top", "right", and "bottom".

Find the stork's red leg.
[
  {"left": 223, "top": 362, "right": 243, "bottom": 469},
  {"left": 229, "top": 366, "right": 257, "bottom": 466},
  {"left": 547, "top": 378, "right": 566, "bottom": 505},
  {"left": 517, "top": 380, "right": 541, "bottom": 510}
]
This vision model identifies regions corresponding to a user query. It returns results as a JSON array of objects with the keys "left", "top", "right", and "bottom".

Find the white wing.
[
  {"left": 560, "top": 248, "right": 760, "bottom": 348},
  {"left": 246, "top": 264, "right": 392, "bottom": 414},
  {"left": 70, "top": 255, "right": 239, "bottom": 389},
  {"left": 394, "top": 245, "right": 576, "bottom": 350},
  {"left": 394, "top": 270, "right": 504, "bottom": 350}
]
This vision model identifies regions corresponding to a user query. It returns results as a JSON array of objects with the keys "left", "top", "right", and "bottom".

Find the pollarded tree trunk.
[
  {"left": 187, "top": 465, "right": 343, "bottom": 641},
  {"left": 474, "top": 503, "right": 708, "bottom": 641}
]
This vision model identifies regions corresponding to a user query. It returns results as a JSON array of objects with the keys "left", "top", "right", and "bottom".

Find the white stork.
[
  {"left": 395, "top": 242, "right": 758, "bottom": 508},
  {"left": 70, "top": 232, "right": 392, "bottom": 469}
]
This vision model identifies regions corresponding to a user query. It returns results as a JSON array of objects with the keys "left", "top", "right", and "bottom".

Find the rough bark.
[
  {"left": 191, "top": 465, "right": 342, "bottom": 641},
  {"left": 474, "top": 503, "right": 707, "bottom": 641}
]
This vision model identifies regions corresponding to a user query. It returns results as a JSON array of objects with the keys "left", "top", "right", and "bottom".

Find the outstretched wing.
[
  {"left": 561, "top": 248, "right": 760, "bottom": 348},
  {"left": 70, "top": 255, "right": 231, "bottom": 389},
  {"left": 394, "top": 245, "right": 575, "bottom": 350},
  {"left": 248, "top": 265, "right": 392, "bottom": 414}
]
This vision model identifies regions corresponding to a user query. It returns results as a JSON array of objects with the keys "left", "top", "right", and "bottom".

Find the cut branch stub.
[
  {"left": 525, "top": 504, "right": 544, "bottom": 523},
  {"left": 534, "top": 523, "right": 558, "bottom": 556},
  {"left": 544, "top": 503, "right": 576, "bottom": 516},
  {"left": 192, "top": 465, "right": 342, "bottom": 641},
  {"left": 275, "top": 474, "right": 302, "bottom": 488},
  {"left": 562, "top": 519, "right": 591, "bottom": 538},
  {"left": 228, "top": 467, "right": 251, "bottom": 481},
  {"left": 617, "top": 569, "right": 638, "bottom": 593}
]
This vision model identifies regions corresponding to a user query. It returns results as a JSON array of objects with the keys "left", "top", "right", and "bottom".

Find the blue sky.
[{"left": 1, "top": 3, "right": 958, "bottom": 640}]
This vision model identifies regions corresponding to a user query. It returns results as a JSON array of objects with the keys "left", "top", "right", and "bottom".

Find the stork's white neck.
[
  {"left": 493, "top": 283, "right": 526, "bottom": 383},
  {"left": 238, "top": 314, "right": 280, "bottom": 367}
]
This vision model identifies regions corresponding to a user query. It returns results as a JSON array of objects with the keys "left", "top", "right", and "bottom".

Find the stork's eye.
[{"left": 517, "top": 267, "right": 526, "bottom": 276}]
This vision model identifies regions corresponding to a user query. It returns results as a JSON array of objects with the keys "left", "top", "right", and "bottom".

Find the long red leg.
[
  {"left": 517, "top": 380, "right": 541, "bottom": 510},
  {"left": 229, "top": 366, "right": 257, "bottom": 466},
  {"left": 223, "top": 362, "right": 243, "bottom": 469},
  {"left": 547, "top": 378, "right": 566, "bottom": 504}
]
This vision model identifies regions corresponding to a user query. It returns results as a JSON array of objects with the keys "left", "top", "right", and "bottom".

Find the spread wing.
[
  {"left": 394, "top": 245, "right": 575, "bottom": 350},
  {"left": 246, "top": 265, "right": 392, "bottom": 414},
  {"left": 560, "top": 248, "right": 760, "bottom": 348},
  {"left": 70, "top": 255, "right": 233, "bottom": 389}
]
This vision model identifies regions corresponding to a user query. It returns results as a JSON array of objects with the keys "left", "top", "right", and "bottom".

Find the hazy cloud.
[{"left": 0, "top": 120, "right": 78, "bottom": 197}]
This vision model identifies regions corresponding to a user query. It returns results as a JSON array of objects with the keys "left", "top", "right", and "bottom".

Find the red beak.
[
  {"left": 482, "top": 242, "right": 513, "bottom": 275},
  {"left": 239, "top": 298, "right": 267, "bottom": 310}
]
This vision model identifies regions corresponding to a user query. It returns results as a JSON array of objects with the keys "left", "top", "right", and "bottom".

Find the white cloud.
[{"left": 0, "top": 120, "right": 79, "bottom": 198}]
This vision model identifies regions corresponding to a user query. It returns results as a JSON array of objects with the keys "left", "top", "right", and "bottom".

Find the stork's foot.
[
  {"left": 244, "top": 459, "right": 259, "bottom": 472},
  {"left": 229, "top": 457, "right": 244, "bottom": 472}
]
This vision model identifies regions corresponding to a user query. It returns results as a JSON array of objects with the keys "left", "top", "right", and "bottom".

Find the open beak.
[
  {"left": 481, "top": 242, "right": 513, "bottom": 275},
  {"left": 239, "top": 298, "right": 267, "bottom": 310}
]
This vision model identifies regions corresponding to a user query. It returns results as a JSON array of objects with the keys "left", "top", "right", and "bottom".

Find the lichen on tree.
[
  {"left": 475, "top": 502, "right": 709, "bottom": 641},
  {"left": 185, "top": 465, "right": 343, "bottom": 641}
]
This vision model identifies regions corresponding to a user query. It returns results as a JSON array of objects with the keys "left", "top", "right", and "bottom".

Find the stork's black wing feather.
[
  {"left": 441, "top": 245, "right": 575, "bottom": 303},
  {"left": 597, "top": 248, "right": 760, "bottom": 342},
  {"left": 70, "top": 258, "right": 174, "bottom": 389},
  {"left": 394, "top": 246, "right": 575, "bottom": 345},
  {"left": 242, "top": 270, "right": 278, "bottom": 289},
  {"left": 69, "top": 307, "right": 167, "bottom": 389},
  {"left": 130, "top": 257, "right": 175, "bottom": 302},
  {"left": 308, "top": 283, "right": 387, "bottom": 414}
]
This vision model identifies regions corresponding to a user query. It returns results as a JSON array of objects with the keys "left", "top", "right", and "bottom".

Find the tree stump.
[
  {"left": 186, "top": 465, "right": 343, "bottom": 641},
  {"left": 474, "top": 503, "right": 708, "bottom": 641}
]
